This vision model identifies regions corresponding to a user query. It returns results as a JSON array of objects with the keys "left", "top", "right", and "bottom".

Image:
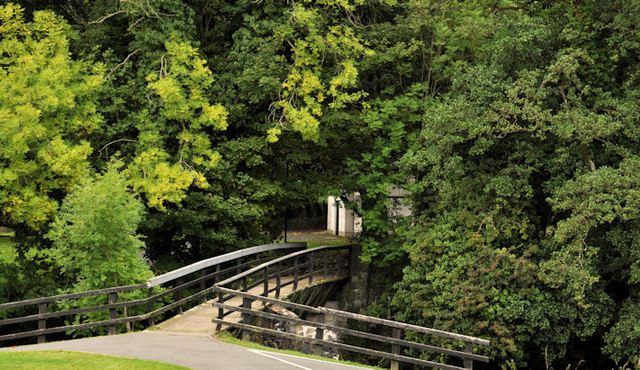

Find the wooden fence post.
[
  {"left": 464, "top": 342, "right": 474, "bottom": 369},
  {"left": 323, "top": 250, "right": 328, "bottom": 279},
  {"left": 200, "top": 268, "right": 207, "bottom": 303},
  {"left": 347, "top": 245, "right": 353, "bottom": 275},
  {"left": 37, "top": 303, "right": 47, "bottom": 344},
  {"left": 215, "top": 290, "right": 224, "bottom": 332},
  {"left": 333, "top": 250, "right": 336, "bottom": 276},
  {"left": 255, "top": 253, "right": 261, "bottom": 264},
  {"left": 309, "top": 253, "right": 314, "bottom": 284},
  {"left": 276, "top": 262, "right": 281, "bottom": 299},
  {"left": 293, "top": 255, "right": 299, "bottom": 290},
  {"left": 314, "top": 314, "right": 325, "bottom": 356},
  {"left": 242, "top": 297, "right": 253, "bottom": 342},
  {"left": 176, "top": 278, "right": 183, "bottom": 314},
  {"left": 124, "top": 304, "right": 131, "bottom": 332},
  {"left": 390, "top": 327, "right": 402, "bottom": 370},
  {"left": 108, "top": 292, "right": 117, "bottom": 335},
  {"left": 263, "top": 266, "right": 269, "bottom": 298},
  {"left": 215, "top": 264, "right": 221, "bottom": 284},
  {"left": 147, "top": 287, "right": 155, "bottom": 326}
]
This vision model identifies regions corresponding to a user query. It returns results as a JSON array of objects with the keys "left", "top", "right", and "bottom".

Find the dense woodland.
[{"left": 1, "top": 0, "right": 640, "bottom": 367}]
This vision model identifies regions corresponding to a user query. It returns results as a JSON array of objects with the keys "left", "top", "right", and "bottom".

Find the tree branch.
[
  {"left": 99, "top": 138, "right": 140, "bottom": 158},
  {"left": 580, "top": 144, "right": 596, "bottom": 172},
  {"left": 62, "top": 4, "right": 88, "bottom": 26},
  {"left": 491, "top": 4, "right": 529, "bottom": 15},
  {"left": 87, "top": 10, "right": 126, "bottom": 25},
  {"left": 127, "top": 17, "right": 145, "bottom": 32},
  {"left": 105, "top": 49, "right": 141, "bottom": 80}
]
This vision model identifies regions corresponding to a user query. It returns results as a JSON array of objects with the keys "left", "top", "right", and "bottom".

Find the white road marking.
[
  {"left": 247, "top": 349, "right": 312, "bottom": 370},
  {"left": 255, "top": 351, "right": 374, "bottom": 369}
]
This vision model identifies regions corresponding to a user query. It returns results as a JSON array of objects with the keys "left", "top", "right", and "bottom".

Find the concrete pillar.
[
  {"left": 327, "top": 196, "right": 362, "bottom": 237},
  {"left": 327, "top": 196, "right": 339, "bottom": 235},
  {"left": 341, "top": 205, "right": 354, "bottom": 237}
]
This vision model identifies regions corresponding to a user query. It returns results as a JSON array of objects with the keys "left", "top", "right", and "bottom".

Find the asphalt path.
[{"left": 0, "top": 331, "right": 372, "bottom": 370}]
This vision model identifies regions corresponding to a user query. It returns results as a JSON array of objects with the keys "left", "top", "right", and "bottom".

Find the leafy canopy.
[
  {"left": 47, "top": 165, "right": 152, "bottom": 290},
  {"left": 0, "top": 3, "right": 103, "bottom": 229}
]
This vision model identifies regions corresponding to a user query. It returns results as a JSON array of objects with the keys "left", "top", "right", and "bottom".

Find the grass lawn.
[
  {"left": 286, "top": 235, "right": 352, "bottom": 249},
  {"left": 0, "top": 351, "right": 189, "bottom": 369},
  {"left": 289, "top": 239, "right": 351, "bottom": 248},
  {"left": 0, "top": 236, "right": 15, "bottom": 264},
  {"left": 214, "top": 332, "right": 385, "bottom": 369}
]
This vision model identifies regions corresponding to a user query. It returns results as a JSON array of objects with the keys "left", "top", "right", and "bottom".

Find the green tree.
[
  {"left": 129, "top": 38, "right": 228, "bottom": 210},
  {"left": 48, "top": 165, "right": 152, "bottom": 290},
  {"left": 392, "top": 0, "right": 640, "bottom": 367},
  {"left": 47, "top": 165, "right": 152, "bottom": 333},
  {"left": 5, "top": 1, "right": 640, "bottom": 365},
  {"left": 0, "top": 3, "right": 103, "bottom": 230}
]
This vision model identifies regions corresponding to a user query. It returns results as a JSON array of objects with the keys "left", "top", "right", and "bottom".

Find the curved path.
[
  {"left": 1, "top": 237, "right": 357, "bottom": 368},
  {"left": 0, "top": 331, "right": 370, "bottom": 370},
  {"left": 1, "top": 274, "right": 356, "bottom": 369},
  {"left": 154, "top": 275, "right": 342, "bottom": 335}
]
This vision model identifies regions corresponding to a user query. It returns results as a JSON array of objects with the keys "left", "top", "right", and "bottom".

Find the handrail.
[
  {"left": 0, "top": 241, "right": 307, "bottom": 345},
  {"left": 213, "top": 286, "right": 491, "bottom": 369},
  {"left": 147, "top": 242, "right": 306, "bottom": 287},
  {"left": 212, "top": 318, "right": 470, "bottom": 370},
  {"left": 0, "top": 284, "right": 146, "bottom": 310},
  {"left": 214, "top": 286, "right": 324, "bottom": 314},
  {"left": 216, "top": 244, "right": 352, "bottom": 288},
  {"left": 0, "top": 242, "right": 306, "bottom": 310},
  {"left": 320, "top": 308, "right": 491, "bottom": 346}
]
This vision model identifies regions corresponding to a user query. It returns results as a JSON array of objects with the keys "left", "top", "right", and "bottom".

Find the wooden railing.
[
  {"left": 212, "top": 286, "right": 490, "bottom": 370},
  {"left": 0, "top": 242, "right": 306, "bottom": 345},
  {"left": 1, "top": 241, "right": 492, "bottom": 369},
  {"left": 213, "top": 244, "right": 351, "bottom": 329}
]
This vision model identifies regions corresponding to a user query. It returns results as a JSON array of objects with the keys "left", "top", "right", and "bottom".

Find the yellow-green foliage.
[
  {"left": 271, "top": 1, "right": 375, "bottom": 142},
  {"left": 147, "top": 40, "right": 227, "bottom": 131},
  {"left": 127, "top": 147, "right": 202, "bottom": 210},
  {"left": 0, "top": 4, "right": 103, "bottom": 229},
  {"left": 128, "top": 39, "right": 228, "bottom": 210}
]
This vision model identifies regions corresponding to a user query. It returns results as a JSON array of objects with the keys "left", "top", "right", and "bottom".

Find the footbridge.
[{"left": 0, "top": 242, "right": 490, "bottom": 369}]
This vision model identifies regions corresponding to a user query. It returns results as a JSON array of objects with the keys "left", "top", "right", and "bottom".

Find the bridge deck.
[{"left": 152, "top": 275, "right": 344, "bottom": 335}]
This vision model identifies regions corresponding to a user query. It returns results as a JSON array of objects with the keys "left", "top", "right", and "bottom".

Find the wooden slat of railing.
[
  {"left": 321, "top": 307, "right": 491, "bottom": 346},
  {"left": 214, "top": 286, "right": 323, "bottom": 314},
  {"left": 0, "top": 242, "right": 308, "bottom": 345},
  {"left": 332, "top": 323, "right": 490, "bottom": 363},
  {"left": 0, "top": 284, "right": 146, "bottom": 310},
  {"left": 229, "top": 267, "right": 328, "bottom": 300},
  {"left": 146, "top": 252, "right": 276, "bottom": 304},
  {"left": 145, "top": 289, "right": 209, "bottom": 319},
  {"left": 216, "top": 245, "right": 351, "bottom": 288},
  {"left": 147, "top": 242, "right": 306, "bottom": 287},
  {"left": 177, "top": 258, "right": 263, "bottom": 291},
  {"left": 220, "top": 256, "right": 272, "bottom": 275},
  {"left": 0, "top": 315, "right": 145, "bottom": 342},
  {"left": 213, "top": 298, "right": 489, "bottom": 363},
  {"left": 212, "top": 302, "right": 316, "bottom": 328},
  {"left": 212, "top": 318, "right": 468, "bottom": 370},
  {"left": 0, "top": 298, "right": 149, "bottom": 326}
]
